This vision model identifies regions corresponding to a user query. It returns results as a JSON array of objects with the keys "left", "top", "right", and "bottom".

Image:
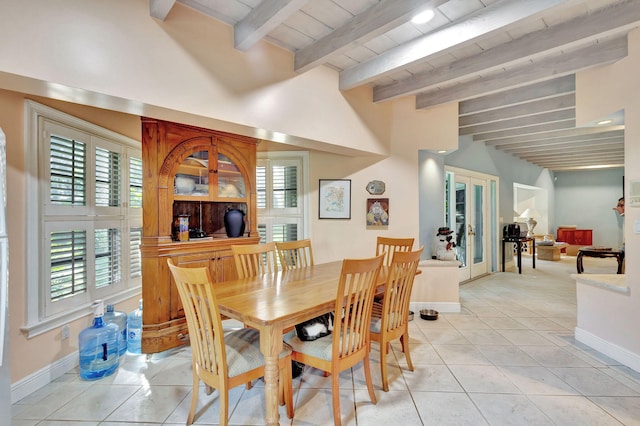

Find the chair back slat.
[
  {"left": 232, "top": 242, "right": 278, "bottom": 278},
  {"left": 333, "top": 255, "right": 384, "bottom": 358},
  {"left": 376, "top": 236, "right": 414, "bottom": 266},
  {"left": 276, "top": 239, "right": 314, "bottom": 270},
  {"left": 382, "top": 247, "right": 423, "bottom": 333}
]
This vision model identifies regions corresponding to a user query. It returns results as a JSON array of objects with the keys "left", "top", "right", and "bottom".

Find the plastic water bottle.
[
  {"left": 78, "top": 300, "right": 120, "bottom": 380},
  {"left": 127, "top": 299, "right": 143, "bottom": 354},
  {"left": 103, "top": 304, "right": 127, "bottom": 356}
]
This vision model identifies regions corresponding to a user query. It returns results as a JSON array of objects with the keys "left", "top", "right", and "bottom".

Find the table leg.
[
  {"left": 259, "top": 325, "right": 283, "bottom": 426},
  {"left": 502, "top": 241, "right": 506, "bottom": 272},
  {"left": 532, "top": 241, "right": 536, "bottom": 269},
  {"left": 576, "top": 253, "right": 583, "bottom": 273},
  {"left": 616, "top": 253, "right": 624, "bottom": 274},
  {"left": 517, "top": 242, "right": 522, "bottom": 274}
]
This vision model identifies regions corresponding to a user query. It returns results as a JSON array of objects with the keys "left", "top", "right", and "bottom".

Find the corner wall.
[{"left": 574, "top": 27, "right": 640, "bottom": 362}]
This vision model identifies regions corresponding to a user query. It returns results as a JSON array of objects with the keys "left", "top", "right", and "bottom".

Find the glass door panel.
[
  {"left": 217, "top": 153, "right": 246, "bottom": 198},
  {"left": 175, "top": 150, "right": 209, "bottom": 197},
  {"left": 473, "top": 183, "right": 484, "bottom": 265},
  {"left": 455, "top": 181, "right": 467, "bottom": 269}
]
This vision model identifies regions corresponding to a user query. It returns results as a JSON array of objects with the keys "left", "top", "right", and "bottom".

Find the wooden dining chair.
[
  {"left": 167, "top": 259, "right": 294, "bottom": 425},
  {"left": 276, "top": 239, "right": 314, "bottom": 270},
  {"left": 284, "top": 254, "right": 384, "bottom": 426},
  {"left": 370, "top": 246, "right": 423, "bottom": 391},
  {"left": 231, "top": 241, "right": 279, "bottom": 278},
  {"left": 376, "top": 236, "right": 415, "bottom": 267}
]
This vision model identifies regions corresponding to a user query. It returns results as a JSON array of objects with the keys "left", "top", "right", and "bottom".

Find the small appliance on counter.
[
  {"left": 503, "top": 223, "right": 521, "bottom": 238},
  {"left": 189, "top": 228, "right": 207, "bottom": 239}
]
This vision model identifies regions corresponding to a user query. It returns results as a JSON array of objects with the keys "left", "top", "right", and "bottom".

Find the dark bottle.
[{"left": 224, "top": 208, "right": 246, "bottom": 238}]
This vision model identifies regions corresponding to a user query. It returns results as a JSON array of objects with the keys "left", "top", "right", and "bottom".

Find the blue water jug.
[
  {"left": 127, "top": 299, "right": 143, "bottom": 354},
  {"left": 78, "top": 300, "right": 120, "bottom": 380},
  {"left": 103, "top": 304, "right": 127, "bottom": 356}
]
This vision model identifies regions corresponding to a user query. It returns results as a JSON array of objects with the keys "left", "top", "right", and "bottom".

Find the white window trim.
[
  {"left": 23, "top": 100, "right": 141, "bottom": 338},
  {"left": 257, "top": 151, "right": 310, "bottom": 240}
]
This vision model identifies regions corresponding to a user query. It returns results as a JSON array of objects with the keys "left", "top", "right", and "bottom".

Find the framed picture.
[
  {"left": 366, "top": 198, "right": 389, "bottom": 228},
  {"left": 319, "top": 179, "right": 351, "bottom": 219}
]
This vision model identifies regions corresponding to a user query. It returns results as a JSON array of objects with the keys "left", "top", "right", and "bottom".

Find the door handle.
[{"left": 468, "top": 224, "right": 475, "bottom": 236}]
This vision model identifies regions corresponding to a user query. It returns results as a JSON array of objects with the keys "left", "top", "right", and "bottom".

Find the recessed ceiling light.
[
  {"left": 411, "top": 9, "right": 435, "bottom": 24},
  {"left": 597, "top": 119, "right": 613, "bottom": 125}
]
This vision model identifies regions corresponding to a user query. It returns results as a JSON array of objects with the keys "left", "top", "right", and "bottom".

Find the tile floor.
[{"left": 11, "top": 255, "right": 640, "bottom": 425}]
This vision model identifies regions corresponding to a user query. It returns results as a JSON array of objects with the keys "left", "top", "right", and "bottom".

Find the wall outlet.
[{"left": 61, "top": 325, "right": 70, "bottom": 340}]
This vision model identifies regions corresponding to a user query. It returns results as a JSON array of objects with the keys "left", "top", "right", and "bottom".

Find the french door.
[{"left": 446, "top": 168, "right": 497, "bottom": 283}]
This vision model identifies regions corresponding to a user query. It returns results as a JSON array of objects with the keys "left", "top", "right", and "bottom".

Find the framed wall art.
[
  {"left": 319, "top": 179, "right": 351, "bottom": 219},
  {"left": 366, "top": 198, "right": 389, "bottom": 228}
]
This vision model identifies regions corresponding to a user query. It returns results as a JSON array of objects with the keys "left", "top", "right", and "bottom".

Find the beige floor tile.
[
  {"left": 432, "top": 344, "right": 492, "bottom": 365},
  {"left": 528, "top": 395, "right": 622, "bottom": 425},
  {"left": 470, "top": 393, "right": 553, "bottom": 425},
  {"left": 449, "top": 365, "right": 521, "bottom": 394},
  {"left": 104, "top": 385, "right": 190, "bottom": 423},
  {"left": 412, "top": 391, "right": 487, "bottom": 425},
  {"left": 476, "top": 344, "right": 540, "bottom": 367}
]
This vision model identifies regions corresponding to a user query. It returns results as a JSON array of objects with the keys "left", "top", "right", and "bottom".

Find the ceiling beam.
[
  {"left": 531, "top": 155, "right": 625, "bottom": 165},
  {"left": 150, "top": 0, "right": 176, "bottom": 20},
  {"left": 234, "top": 0, "right": 309, "bottom": 51},
  {"left": 294, "top": 0, "right": 446, "bottom": 73},
  {"left": 519, "top": 146, "right": 624, "bottom": 160},
  {"left": 339, "top": 0, "right": 567, "bottom": 90},
  {"left": 501, "top": 138, "right": 624, "bottom": 154},
  {"left": 483, "top": 126, "right": 624, "bottom": 146},
  {"left": 460, "top": 109, "right": 575, "bottom": 136},
  {"left": 550, "top": 166, "right": 624, "bottom": 171},
  {"left": 417, "top": 36, "right": 628, "bottom": 109},
  {"left": 459, "top": 76, "right": 575, "bottom": 115},
  {"left": 374, "top": 0, "right": 640, "bottom": 102},
  {"left": 474, "top": 120, "right": 576, "bottom": 142},
  {"left": 459, "top": 94, "right": 575, "bottom": 127}
]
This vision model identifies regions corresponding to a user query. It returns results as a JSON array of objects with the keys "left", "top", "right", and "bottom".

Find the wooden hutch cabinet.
[{"left": 140, "top": 118, "right": 260, "bottom": 354}]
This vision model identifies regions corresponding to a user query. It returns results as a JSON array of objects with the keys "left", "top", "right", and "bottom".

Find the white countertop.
[
  {"left": 420, "top": 259, "right": 461, "bottom": 268},
  {"left": 571, "top": 273, "right": 629, "bottom": 295}
]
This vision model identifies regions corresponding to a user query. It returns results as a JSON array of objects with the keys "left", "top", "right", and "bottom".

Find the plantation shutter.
[
  {"left": 49, "top": 135, "right": 86, "bottom": 206},
  {"left": 50, "top": 230, "right": 87, "bottom": 302}
]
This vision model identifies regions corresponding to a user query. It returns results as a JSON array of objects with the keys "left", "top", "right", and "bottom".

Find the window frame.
[
  {"left": 23, "top": 100, "right": 142, "bottom": 338},
  {"left": 257, "top": 151, "right": 309, "bottom": 244}
]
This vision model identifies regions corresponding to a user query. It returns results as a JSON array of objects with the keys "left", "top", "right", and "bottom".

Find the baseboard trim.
[
  {"left": 575, "top": 327, "right": 640, "bottom": 374},
  {"left": 11, "top": 351, "right": 77, "bottom": 404},
  {"left": 410, "top": 301, "right": 460, "bottom": 313}
]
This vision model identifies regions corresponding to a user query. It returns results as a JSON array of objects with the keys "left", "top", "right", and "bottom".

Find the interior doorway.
[
  {"left": 446, "top": 167, "right": 499, "bottom": 283},
  {"left": 513, "top": 183, "right": 548, "bottom": 236}
]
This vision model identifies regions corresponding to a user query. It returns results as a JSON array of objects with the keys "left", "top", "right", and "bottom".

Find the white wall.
[
  {"left": 0, "top": 0, "right": 391, "bottom": 156},
  {"left": 554, "top": 169, "right": 625, "bottom": 248},
  {"left": 575, "top": 28, "right": 640, "bottom": 359}
]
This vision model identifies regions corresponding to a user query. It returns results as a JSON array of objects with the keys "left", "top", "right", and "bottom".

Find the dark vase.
[{"left": 224, "top": 209, "right": 246, "bottom": 238}]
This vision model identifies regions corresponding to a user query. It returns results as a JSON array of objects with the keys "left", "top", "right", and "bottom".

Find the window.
[
  {"left": 257, "top": 153, "right": 309, "bottom": 245},
  {"left": 24, "top": 101, "right": 142, "bottom": 337}
]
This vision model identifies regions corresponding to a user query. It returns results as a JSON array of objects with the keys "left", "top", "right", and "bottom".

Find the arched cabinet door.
[{"left": 172, "top": 148, "right": 249, "bottom": 202}]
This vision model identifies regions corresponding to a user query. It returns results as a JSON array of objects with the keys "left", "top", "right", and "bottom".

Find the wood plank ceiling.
[{"left": 151, "top": 0, "right": 640, "bottom": 171}]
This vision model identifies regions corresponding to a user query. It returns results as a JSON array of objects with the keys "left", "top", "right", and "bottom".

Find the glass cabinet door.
[
  {"left": 174, "top": 150, "right": 209, "bottom": 197},
  {"left": 217, "top": 153, "right": 246, "bottom": 198}
]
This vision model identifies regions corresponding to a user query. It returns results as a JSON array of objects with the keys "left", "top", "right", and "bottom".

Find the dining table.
[{"left": 213, "top": 260, "right": 388, "bottom": 426}]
